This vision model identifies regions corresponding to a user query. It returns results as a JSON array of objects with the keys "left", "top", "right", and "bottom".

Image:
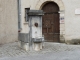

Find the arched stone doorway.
[
  {"left": 42, "top": 2, "right": 60, "bottom": 42},
  {"left": 35, "top": 0, "right": 65, "bottom": 43}
]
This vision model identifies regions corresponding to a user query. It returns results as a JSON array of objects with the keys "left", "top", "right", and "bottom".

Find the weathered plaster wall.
[
  {"left": 20, "top": 0, "right": 30, "bottom": 33},
  {"left": 62, "top": 0, "right": 80, "bottom": 43},
  {"left": 0, "top": 0, "right": 18, "bottom": 44}
]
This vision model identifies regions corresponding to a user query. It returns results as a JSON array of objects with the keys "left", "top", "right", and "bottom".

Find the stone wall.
[{"left": 0, "top": 0, "right": 18, "bottom": 44}]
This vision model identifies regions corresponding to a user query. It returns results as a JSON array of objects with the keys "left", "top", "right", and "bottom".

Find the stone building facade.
[
  {"left": 20, "top": 0, "right": 80, "bottom": 44},
  {"left": 0, "top": 0, "right": 80, "bottom": 44}
]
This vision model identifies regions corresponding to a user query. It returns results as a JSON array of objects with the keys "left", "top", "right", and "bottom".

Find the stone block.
[
  {"left": 18, "top": 41, "right": 29, "bottom": 51},
  {"left": 33, "top": 43, "right": 43, "bottom": 51}
]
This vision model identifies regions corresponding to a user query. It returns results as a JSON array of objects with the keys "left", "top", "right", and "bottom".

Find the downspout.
[{"left": 17, "top": 0, "right": 22, "bottom": 31}]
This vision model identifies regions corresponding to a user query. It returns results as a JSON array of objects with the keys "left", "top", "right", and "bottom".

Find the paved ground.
[{"left": 0, "top": 42, "right": 80, "bottom": 60}]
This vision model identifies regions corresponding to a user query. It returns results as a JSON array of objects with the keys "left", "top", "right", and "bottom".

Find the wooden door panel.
[
  {"left": 42, "top": 28, "right": 47, "bottom": 33},
  {"left": 44, "top": 34, "right": 54, "bottom": 41},
  {"left": 53, "top": 34, "right": 60, "bottom": 42},
  {"left": 42, "top": 2, "right": 60, "bottom": 42},
  {"left": 48, "top": 28, "right": 54, "bottom": 33},
  {"left": 54, "top": 13, "right": 60, "bottom": 33}
]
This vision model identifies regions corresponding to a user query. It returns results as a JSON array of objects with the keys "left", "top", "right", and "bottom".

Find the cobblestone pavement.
[{"left": 0, "top": 42, "right": 80, "bottom": 60}]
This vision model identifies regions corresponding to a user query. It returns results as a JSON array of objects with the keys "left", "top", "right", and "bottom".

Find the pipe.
[{"left": 17, "top": 0, "right": 22, "bottom": 31}]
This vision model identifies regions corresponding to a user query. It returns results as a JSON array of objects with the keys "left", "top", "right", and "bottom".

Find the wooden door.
[{"left": 42, "top": 2, "right": 60, "bottom": 42}]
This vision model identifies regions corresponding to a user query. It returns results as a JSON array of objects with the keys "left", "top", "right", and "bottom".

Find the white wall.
[
  {"left": 62, "top": 0, "right": 80, "bottom": 40},
  {"left": 0, "top": 0, "right": 18, "bottom": 44}
]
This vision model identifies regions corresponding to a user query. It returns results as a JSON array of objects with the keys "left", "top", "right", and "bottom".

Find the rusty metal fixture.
[
  {"left": 18, "top": 30, "right": 21, "bottom": 32},
  {"left": 34, "top": 23, "right": 38, "bottom": 27}
]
